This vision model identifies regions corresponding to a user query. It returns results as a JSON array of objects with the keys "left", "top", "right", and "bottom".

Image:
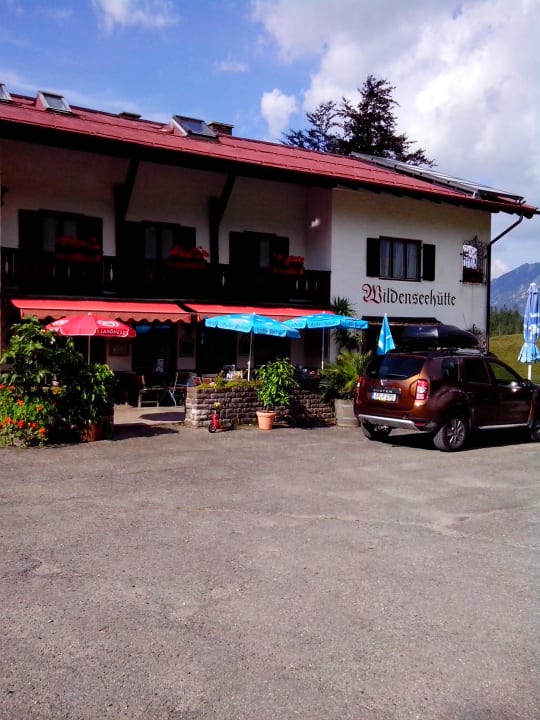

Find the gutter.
[{"left": 485, "top": 215, "right": 524, "bottom": 350}]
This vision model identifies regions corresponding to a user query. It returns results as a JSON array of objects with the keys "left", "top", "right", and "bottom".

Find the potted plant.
[
  {"left": 58, "top": 362, "right": 116, "bottom": 441},
  {"left": 319, "top": 349, "right": 372, "bottom": 427},
  {"left": 254, "top": 357, "right": 298, "bottom": 430},
  {"left": 166, "top": 244, "right": 209, "bottom": 270},
  {"left": 269, "top": 253, "right": 305, "bottom": 275}
]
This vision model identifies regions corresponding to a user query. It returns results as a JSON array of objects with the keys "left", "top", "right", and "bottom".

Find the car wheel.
[
  {"left": 361, "top": 421, "right": 392, "bottom": 441},
  {"left": 530, "top": 418, "right": 540, "bottom": 442},
  {"left": 433, "top": 416, "right": 468, "bottom": 452}
]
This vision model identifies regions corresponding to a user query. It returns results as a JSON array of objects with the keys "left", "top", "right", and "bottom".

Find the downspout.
[{"left": 485, "top": 214, "right": 524, "bottom": 350}]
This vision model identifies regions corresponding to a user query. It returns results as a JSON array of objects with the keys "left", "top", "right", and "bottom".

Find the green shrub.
[
  {"left": 0, "top": 316, "right": 116, "bottom": 445},
  {"left": 319, "top": 349, "right": 372, "bottom": 400},
  {"left": 0, "top": 384, "right": 56, "bottom": 447},
  {"left": 255, "top": 358, "right": 298, "bottom": 410}
]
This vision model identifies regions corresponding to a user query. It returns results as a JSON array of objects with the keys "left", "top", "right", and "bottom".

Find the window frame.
[
  {"left": 18, "top": 209, "right": 103, "bottom": 256},
  {"left": 367, "top": 236, "right": 434, "bottom": 282},
  {"left": 142, "top": 222, "right": 196, "bottom": 260},
  {"left": 462, "top": 237, "right": 486, "bottom": 284},
  {"left": 229, "top": 231, "right": 289, "bottom": 269}
]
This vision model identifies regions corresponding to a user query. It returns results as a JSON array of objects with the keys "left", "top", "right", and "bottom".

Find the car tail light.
[{"left": 415, "top": 378, "right": 429, "bottom": 401}]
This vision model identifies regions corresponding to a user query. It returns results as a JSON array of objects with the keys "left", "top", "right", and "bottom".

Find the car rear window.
[{"left": 365, "top": 355, "right": 425, "bottom": 380}]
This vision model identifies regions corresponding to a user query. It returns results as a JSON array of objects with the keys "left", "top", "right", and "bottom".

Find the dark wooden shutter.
[
  {"left": 270, "top": 235, "right": 289, "bottom": 260},
  {"left": 366, "top": 237, "right": 380, "bottom": 277},
  {"left": 83, "top": 216, "right": 103, "bottom": 245},
  {"left": 121, "top": 221, "right": 144, "bottom": 257},
  {"left": 178, "top": 225, "right": 196, "bottom": 249},
  {"left": 422, "top": 243, "right": 436, "bottom": 281},
  {"left": 18, "top": 210, "right": 42, "bottom": 251}
]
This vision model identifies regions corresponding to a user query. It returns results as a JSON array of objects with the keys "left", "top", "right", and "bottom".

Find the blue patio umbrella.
[
  {"left": 283, "top": 312, "right": 368, "bottom": 369},
  {"left": 204, "top": 313, "right": 300, "bottom": 380},
  {"left": 376, "top": 313, "right": 396, "bottom": 355},
  {"left": 517, "top": 282, "right": 540, "bottom": 380}
]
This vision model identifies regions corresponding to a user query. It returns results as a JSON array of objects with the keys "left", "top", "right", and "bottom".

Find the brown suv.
[{"left": 353, "top": 325, "right": 540, "bottom": 451}]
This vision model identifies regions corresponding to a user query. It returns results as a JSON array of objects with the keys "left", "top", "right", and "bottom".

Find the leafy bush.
[
  {"left": 319, "top": 349, "right": 372, "bottom": 400},
  {"left": 0, "top": 317, "right": 116, "bottom": 445},
  {"left": 255, "top": 358, "right": 298, "bottom": 410},
  {"left": 0, "top": 384, "right": 56, "bottom": 447}
]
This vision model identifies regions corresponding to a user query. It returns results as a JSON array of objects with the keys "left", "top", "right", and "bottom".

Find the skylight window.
[
  {"left": 0, "top": 84, "right": 11, "bottom": 102},
  {"left": 37, "top": 91, "right": 71, "bottom": 113},
  {"left": 171, "top": 115, "right": 216, "bottom": 139}
]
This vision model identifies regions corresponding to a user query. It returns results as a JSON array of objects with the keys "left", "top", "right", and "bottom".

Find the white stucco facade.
[
  {"left": 331, "top": 188, "right": 491, "bottom": 334},
  {"left": 0, "top": 132, "right": 518, "bottom": 370}
]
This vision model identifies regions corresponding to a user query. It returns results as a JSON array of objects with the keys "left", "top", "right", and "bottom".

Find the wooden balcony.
[{"left": 1, "top": 248, "right": 331, "bottom": 306}]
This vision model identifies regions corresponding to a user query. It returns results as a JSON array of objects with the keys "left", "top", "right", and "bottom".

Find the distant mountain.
[{"left": 490, "top": 263, "right": 540, "bottom": 310}]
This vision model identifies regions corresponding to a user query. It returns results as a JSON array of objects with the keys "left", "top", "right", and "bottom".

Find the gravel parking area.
[{"left": 1, "top": 425, "right": 538, "bottom": 719}]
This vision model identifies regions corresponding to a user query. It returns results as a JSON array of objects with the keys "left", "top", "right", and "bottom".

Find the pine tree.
[{"left": 283, "top": 75, "right": 434, "bottom": 167}]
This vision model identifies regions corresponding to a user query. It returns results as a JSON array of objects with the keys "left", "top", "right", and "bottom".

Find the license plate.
[{"left": 371, "top": 391, "right": 397, "bottom": 402}]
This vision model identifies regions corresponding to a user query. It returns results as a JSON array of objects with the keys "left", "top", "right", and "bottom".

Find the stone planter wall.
[{"left": 184, "top": 384, "right": 335, "bottom": 428}]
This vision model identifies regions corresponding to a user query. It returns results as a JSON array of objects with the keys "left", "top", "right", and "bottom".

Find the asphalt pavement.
[{"left": 1, "top": 424, "right": 538, "bottom": 720}]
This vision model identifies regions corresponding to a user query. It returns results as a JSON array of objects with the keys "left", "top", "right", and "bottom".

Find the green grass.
[{"left": 489, "top": 334, "right": 540, "bottom": 384}]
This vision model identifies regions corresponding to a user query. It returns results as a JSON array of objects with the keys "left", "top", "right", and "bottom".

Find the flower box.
[
  {"left": 270, "top": 253, "right": 305, "bottom": 275},
  {"left": 167, "top": 244, "right": 209, "bottom": 268},
  {"left": 166, "top": 259, "right": 208, "bottom": 271},
  {"left": 55, "top": 236, "right": 102, "bottom": 263},
  {"left": 269, "top": 266, "right": 305, "bottom": 276}
]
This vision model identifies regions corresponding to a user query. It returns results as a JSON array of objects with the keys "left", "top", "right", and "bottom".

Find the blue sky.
[{"left": 1, "top": 0, "right": 538, "bottom": 277}]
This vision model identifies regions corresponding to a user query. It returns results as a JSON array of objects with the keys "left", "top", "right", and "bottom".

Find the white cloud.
[
  {"left": 213, "top": 59, "right": 249, "bottom": 74},
  {"left": 260, "top": 88, "right": 297, "bottom": 140},
  {"left": 92, "top": 0, "right": 178, "bottom": 31},
  {"left": 491, "top": 257, "right": 509, "bottom": 279},
  {"left": 253, "top": 0, "right": 540, "bottom": 270}
]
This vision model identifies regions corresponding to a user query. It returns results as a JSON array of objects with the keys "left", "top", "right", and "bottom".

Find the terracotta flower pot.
[
  {"left": 79, "top": 422, "right": 104, "bottom": 442},
  {"left": 256, "top": 410, "right": 276, "bottom": 430}
]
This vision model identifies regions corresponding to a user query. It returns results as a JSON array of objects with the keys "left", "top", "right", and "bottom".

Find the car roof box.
[{"left": 399, "top": 324, "right": 479, "bottom": 349}]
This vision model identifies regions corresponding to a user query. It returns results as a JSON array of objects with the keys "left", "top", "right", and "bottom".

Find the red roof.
[{"left": 0, "top": 92, "right": 536, "bottom": 218}]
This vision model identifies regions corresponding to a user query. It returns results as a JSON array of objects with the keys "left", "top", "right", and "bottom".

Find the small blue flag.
[{"left": 376, "top": 313, "right": 395, "bottom": 355}]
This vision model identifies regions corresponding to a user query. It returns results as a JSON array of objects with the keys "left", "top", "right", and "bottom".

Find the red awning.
[
  {"left": 11, "top": 299, "right": 191, "bottom": 323},
  {"left": 184, "top": 303, "right": 330, "bottom": 322}
]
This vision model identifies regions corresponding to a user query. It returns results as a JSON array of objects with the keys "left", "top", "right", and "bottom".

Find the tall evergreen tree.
[{"left": 283, "top": 75, "right": 434, "bottom": 167}]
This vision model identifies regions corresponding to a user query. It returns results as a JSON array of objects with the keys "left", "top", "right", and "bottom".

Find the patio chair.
[
  {"left": 136, "top": 375, "right": 162, "bottom": 408},
  {"left": 160, "top": 371, "right": 197, "bottom": 406}
]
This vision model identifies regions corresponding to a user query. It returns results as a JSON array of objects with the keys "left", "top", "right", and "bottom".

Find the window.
[
  {"left": 0, "top": 84, "right": 11, "bottom": 102},
  {"left": 441, "top": 358, "right": 458, "bottom": 383},
  {"left": 462, "top": 237, "right": 486, "bottom": 284},
  {"left": 229, "top": 232, "right": 289, "bottom": 268},
  {"left": 171, "top": 115, "right": 216, "bottom": 139},
  {"left": 143, "top": 223, "right": 196, "bottom": 260},
  {"left": 18, "top": 209, "right": 102, "bottom": 260},
  {"left": 37, "top": 91, "right": 71, "bottom": 113},
  {"left": 488, "top": 360, "right": 522, "bottom": 387},
  {"left": 461, "top": 358, "right": 489, "bottom": 384},
  {"left": 366, "top": 237, "right": 435, "bottom": 281}
]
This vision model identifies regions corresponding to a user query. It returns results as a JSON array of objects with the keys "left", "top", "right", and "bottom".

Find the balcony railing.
[{"left": 2, "top": 248, "right": 331, "bottom": 306}]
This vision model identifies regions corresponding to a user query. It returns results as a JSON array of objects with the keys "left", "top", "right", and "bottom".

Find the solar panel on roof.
[
  {"left": 172, "top": 115, "right": 216, "bottom": 139},
  {"left": 352, "top": 153, "right": 525, "bottom": 204}
]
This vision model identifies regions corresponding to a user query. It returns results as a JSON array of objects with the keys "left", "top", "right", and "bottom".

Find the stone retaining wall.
[{"left": 184, "top": 384, "right": 335, "bottom": 428}]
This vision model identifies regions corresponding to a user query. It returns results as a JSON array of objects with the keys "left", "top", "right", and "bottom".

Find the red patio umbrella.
[{"left": 46, "top": 313, "right": 136, "bottom": 363}]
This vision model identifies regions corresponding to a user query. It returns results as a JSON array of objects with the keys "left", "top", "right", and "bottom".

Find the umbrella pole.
[
  {"left": 247, "top": 331, "right": 253, "bottom": 381},
  {"left": 87, "top": 337, "right": 91, "bottom": 365},
  {"left": 528, "top": 364, "right": 532, "bottom": 381},
  {"left": 321, "top": 329, "right": 325, "bottom": 370}
]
